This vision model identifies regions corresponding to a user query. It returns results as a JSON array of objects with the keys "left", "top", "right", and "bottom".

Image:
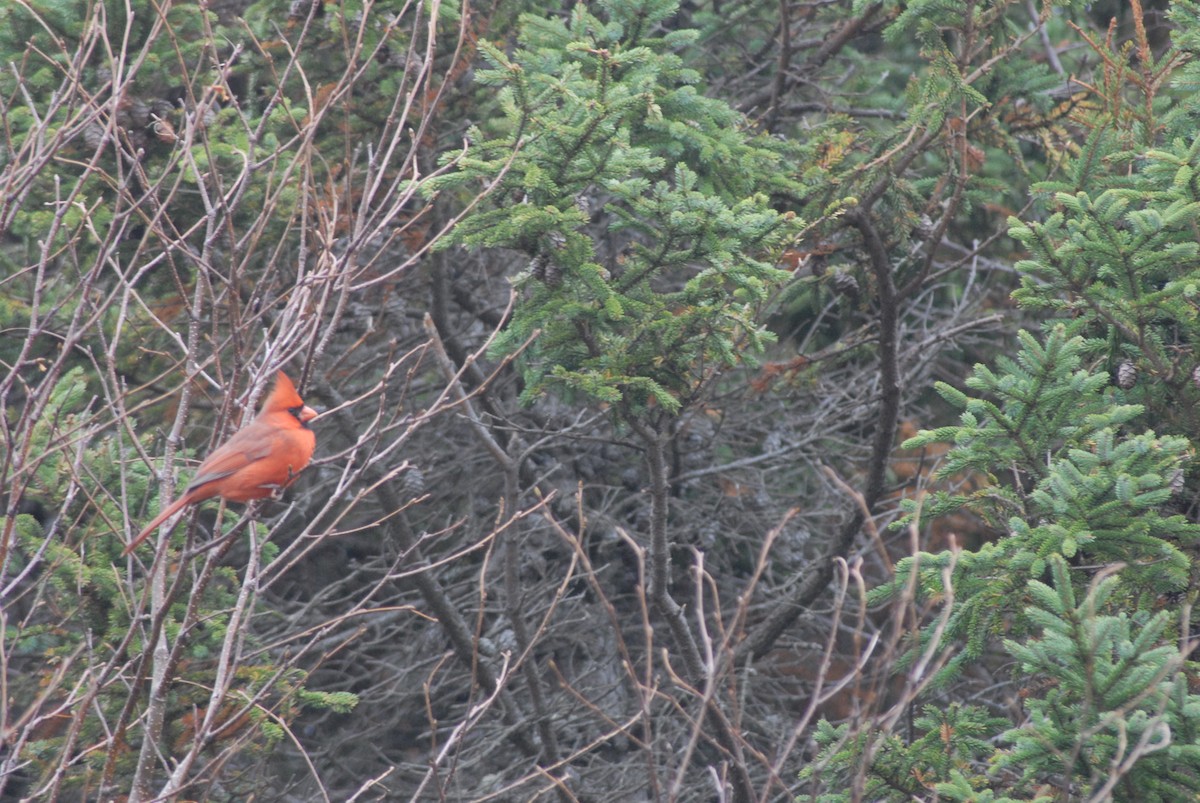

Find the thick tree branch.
[{"left": 738, "top": 207, "right": 901, "bottom": 661}]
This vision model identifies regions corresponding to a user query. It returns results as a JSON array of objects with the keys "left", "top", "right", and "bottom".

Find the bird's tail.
[{"left": 124, "top": 493, "right": 192, "bottom": 556}]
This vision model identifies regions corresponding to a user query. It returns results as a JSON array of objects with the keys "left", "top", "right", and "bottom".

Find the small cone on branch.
[
  {"left": 1117, "top": 360, "right": 1137, "bottom": 390},
  {"left": 831, "top": 271, "right": 859, "bottom": 298}
]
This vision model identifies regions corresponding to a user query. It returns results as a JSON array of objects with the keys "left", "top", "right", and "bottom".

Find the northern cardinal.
[{"left": 124, "top": 371, "right": 318, "bottom": 556}]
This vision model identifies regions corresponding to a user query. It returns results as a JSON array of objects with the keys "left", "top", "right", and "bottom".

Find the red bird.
[{"left": 124, "top": 371, "right": 318, "bottom": 556}]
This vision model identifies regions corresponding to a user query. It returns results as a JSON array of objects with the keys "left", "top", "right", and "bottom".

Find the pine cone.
[
  {"left": 543, "top": 259, "right": 562, "bottom": 287},
  {"left": 1117, "top": 360, "right": 1137, "bottom": 389},
  {"left": 831, "top": 271, "right": 859, "bottom": 298},
  {"left": 403, "top": 466, "right": 425, "bottom": 496}
]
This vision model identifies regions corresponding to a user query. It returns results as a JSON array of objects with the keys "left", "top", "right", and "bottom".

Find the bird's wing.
[{"left": 184, "top": 425, "right": 274, "bottom": 492}]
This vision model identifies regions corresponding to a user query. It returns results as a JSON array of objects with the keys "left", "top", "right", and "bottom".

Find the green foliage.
[
  {"left": 237, "top": 0, "right": 425, "bottom": 143},
  {"left": 0, "top": 0, "right": 210, "bottom": 384},
  {"left": 297, "top": 689, "right": 360, "bottom": 714},
  {"left": 13, "top": 0, "right": 1200, "bottom": 797},
  {"left": 1010, "top": 137, "right": 1200, "bottom": 440},
  {"left": 431, "top": 0, "right": 803, "bottom": 416},
  {"left": 740, "top": 0, "right": 1091, "bottom": 353},
  {"left": 0, "top": 0, "right": 215, "bottom": 246},
  {"left": 2, "top": 368, "right": 351, "bottom": 793},
  {"left": 932, "top": 773, "right": 1052, "bottom": 803},
  {"left": 1167, "top": 1, "right": 1200, "bottom": 136},
  {"left": 817, "top": 9, "right": 1200, "bottom": 800},
  {"left": 799, "top": 703, "right": 1010, "bottom": 802},
  {"left": 1000, "top": 556, "right": 1200, "bottom": 800},
  {"left": 884, "top": 326, "right": 1199, "bottom": 680},
  {"left": 808, "top": 328, "right": 1200, "bottom": 795},
  {"left": 904, "top": 327, "right": 1143, "bottom": 499}
]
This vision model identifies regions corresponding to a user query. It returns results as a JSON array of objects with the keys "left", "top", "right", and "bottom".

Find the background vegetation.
[{"left": 3, "top": 0, "right": 1200, "bottom": 800}]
